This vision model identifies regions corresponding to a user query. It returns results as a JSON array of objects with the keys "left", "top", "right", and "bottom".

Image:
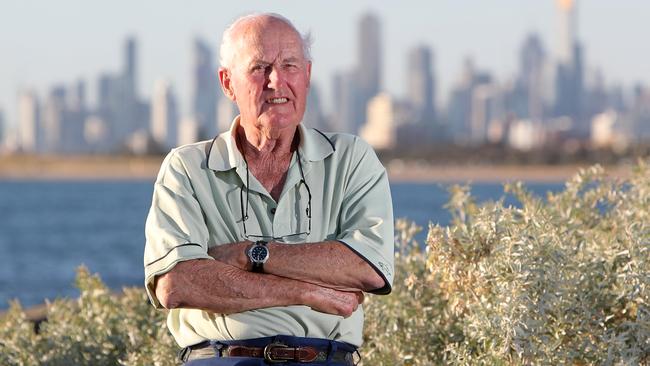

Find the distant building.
[
  {"left": 191, "top": 37, "right": 219, "bottom": 139},
  {"left": 304, "top": 83, "right": 329, "bottom": 131},
  {"left": 97, "top": 36, "right": 149, "bottom": 151},
  {"left": 151, "top": 79, "right": 179, "bottom": 151},
  {"left": 331, "top": 70, "right": 357, "bottom": 134},
  {"left": 590, "top": 109, "right": 627, "bottom": 149},
  {"left": 471, "top": 84, "right": 501, "bottom": 144},
  {"left": 630, "top": 87, "right": 650, "bottom": 142},
  {"left": 554, "top": 0, "right": 585, "bottom": 133},
  {"left": 355, "top": 13, "right": 382, "bottom": 132},
  {"left": 360, "top": 93, "right": 413, "bottom": 150},
  {"left": 557, "top": 0, "right": 577, "bottom": 64},
  {"left": 42, "top": 86, "right": 66, "bottom": 153},
  {"left": 407, "top": 45, "right": 436, "bottom": 125},
  {"left": 217, "top": 98, "right": 239, "bottom": 134},
  {"left": 518, "top": 33, "right": 546, "bottom": 123},
  {"left": 508, "top": 119, "right": 545, "bottom": 151},
  {"left": 125, "top": 37, "right": 138, "bottom": 99},
  {"left": 65, "top": 80, "right": 89, "bottom": 153},
  {"left": 178, "top": 116, "right": 200, "bottom": 147},
  {"left": 584, "top": 69, "right": 609, "bottom": 118},
  {"left": 83, "top": 114, "right": 110, "bottom": 153},
  {"left": 18, "top": 90, "right": 42, "bottom": 153},
  {"left": 360, "top": 93, "right": 397, "bottom": 150},
  {"left": 446, "top": 58, "right": 493, "bottom": 144}
]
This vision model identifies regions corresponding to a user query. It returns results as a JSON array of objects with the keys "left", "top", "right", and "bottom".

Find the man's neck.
[
  {"left": 236, "top": 124, "right": 300, "bottom": 201},
  {"left": 236, "top": 124, "right": 298, "bottom": 161}
]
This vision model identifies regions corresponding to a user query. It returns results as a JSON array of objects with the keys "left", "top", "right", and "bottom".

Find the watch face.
[{"left": 250, "top": 245, "right": 269, "bottom": 262}]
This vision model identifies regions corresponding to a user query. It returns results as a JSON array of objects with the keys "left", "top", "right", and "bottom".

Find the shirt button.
[{"left": 270, "top": 208, "right": 276, "bottom": 215}]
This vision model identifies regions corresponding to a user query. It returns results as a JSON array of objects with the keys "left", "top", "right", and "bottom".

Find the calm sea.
[{"left": 0, "top": 180, "right": 563, "bottom": 309}]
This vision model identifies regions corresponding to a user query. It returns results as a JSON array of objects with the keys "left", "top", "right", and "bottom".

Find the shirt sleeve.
[
  {"left": 336, "top": 139, "right": 395, "bottom": 295},
  {"left": 143, "top": 150, "right": 213, "bottom": 308}
]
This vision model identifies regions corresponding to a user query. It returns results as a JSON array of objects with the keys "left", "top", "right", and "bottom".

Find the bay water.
[{"left": 0, "top": 180, "right": 563, "bottom": 309}]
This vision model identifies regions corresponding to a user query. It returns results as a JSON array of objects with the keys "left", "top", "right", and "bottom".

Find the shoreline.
[
  {"left": 386, "top": 162, "right": 632, "bottom": 183},
  {"left": 0, "top": 155, "right": 634, "bottom": 183}
]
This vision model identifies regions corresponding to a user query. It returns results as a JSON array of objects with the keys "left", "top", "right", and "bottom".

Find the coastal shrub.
[
  {"left": 0, "top": 268, "right": 178, "bottom": 366},
  {"left": 1, "top": 162, "right": 648, "bottom": 365},
  {"left": 362, "top": 162, "right": 649, "bottom": 365}
]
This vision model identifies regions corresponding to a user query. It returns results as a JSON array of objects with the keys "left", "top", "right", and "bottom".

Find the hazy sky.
[{"left": 1, "top": 0, "right": 649, "bottom": 128}]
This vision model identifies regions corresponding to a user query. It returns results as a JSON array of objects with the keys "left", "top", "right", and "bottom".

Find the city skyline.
[{"left": 1, "top": 1, "right": 649, "bottom": 131}]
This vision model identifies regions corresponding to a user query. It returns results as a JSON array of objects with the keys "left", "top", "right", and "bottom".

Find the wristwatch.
[{"left": 247, "top": 240, "right": 269, "bottom": 273}]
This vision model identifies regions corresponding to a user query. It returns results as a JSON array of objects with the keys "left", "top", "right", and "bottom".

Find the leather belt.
[{"left": 181, "top": 340, "right": 356, "bottom": 364}]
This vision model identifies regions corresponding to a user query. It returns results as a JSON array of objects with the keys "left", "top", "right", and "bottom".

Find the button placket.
[{"left": 272, "top": 199, "right": 290, "bottom": 237}]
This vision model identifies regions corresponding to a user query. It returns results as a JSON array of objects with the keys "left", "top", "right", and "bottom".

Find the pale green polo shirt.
[{"left": 143, "top": 118, "right": 394, "bottom": 348}]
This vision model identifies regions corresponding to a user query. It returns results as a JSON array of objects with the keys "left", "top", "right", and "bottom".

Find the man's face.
[{"left": 219, "top": 19, "right": 312, "bottom": 138}]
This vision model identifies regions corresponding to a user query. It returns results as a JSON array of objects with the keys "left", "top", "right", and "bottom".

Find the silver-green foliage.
[
  {"left": 1, "top": 163, "right": 648, "bottom": 365},
  {"left": 0, "top": 268, "right": 178, "bottom": 366},
  {"left": 363, "top": 162, "right": 649, "bottom": 365}
]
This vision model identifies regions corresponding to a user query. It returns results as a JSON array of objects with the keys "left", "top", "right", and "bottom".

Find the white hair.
[{"left": 219, "top": 13, "right": 312, "bottom": 70}]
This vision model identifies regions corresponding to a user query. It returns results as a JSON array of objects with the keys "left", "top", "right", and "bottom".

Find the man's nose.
[{"left": 266, "top": 66, "right": 285, "bottom": 89}]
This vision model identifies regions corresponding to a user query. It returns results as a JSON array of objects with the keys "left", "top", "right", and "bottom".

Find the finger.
[{"left": 355, "top": 291, "right": 365, "bottom": 304}]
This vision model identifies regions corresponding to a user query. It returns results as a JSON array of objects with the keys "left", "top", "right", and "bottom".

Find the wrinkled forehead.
[{"left": 231, "top": 19, "right": 305, "bottom": 65}]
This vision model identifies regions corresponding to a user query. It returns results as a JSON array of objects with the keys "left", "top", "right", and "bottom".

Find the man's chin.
[{"left": 257, "top": 116, "right": 301, "bottom": 134}]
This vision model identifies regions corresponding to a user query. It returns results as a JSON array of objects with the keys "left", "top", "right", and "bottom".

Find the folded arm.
[
  {"left": 207, "top": 240, "right": 385, "bottom": 292},
  {"left": 154, "top": 258, "right": 363, "bottom": 317}
]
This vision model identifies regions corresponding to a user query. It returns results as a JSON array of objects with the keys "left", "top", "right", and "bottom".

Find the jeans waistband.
[{"left": 179, "top": 335, "right": 358, "bottom": 364}]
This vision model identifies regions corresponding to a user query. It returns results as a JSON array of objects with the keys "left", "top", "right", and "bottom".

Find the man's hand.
[
  {"left": 302, "top": 286, "right": 365, "bottom": 317},
  {"left": 208, "top": 242, "right": 250, "bottom": 270}
]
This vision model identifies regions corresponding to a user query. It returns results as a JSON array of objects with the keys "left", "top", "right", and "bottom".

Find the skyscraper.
[
  {"left": 407, "top": 45, "right": 436, "bottom": 124},
  {"left": 471, "top": 84, "right": 501, "bottom": 144},
  {"left": 97, "top": 36, "right": 148, "bottom": 151},
  {"left": 331, "top": 71, "right": 357, "bottom": 134},
  {"left": 355, "top": 12, "right": 382, "bottom": 133},
  {"left": 554, "top": 0, "right": 585, "bottom": 132},
  {"left": 557, "top": 0, "right": 577, "bottom": 65},
  {"left": 519, "top": 33, "right": 546, "bottom": 122},
  {"left": 447, "top": 58, "right": 493, "bottom": 143},
  {"left": 65, "top": 80, "right": 89, "bottom": 153},
  {"left": 191, "top": 37, "right": 218, "bottom": 139},
  {"left": 151, "top": 79, "right": 179, "bottom": 151},
  {"left": 43, "top": 86, "right": 66, "bottom": 153},
  {"left": 18, "top": 90, "right": 42, "bottom": 153},
  {"left": 124, "top": 36, "right": 138, "bottom": 100},
  {"left": 304, "top": 83, "right": 328, "bottom": 131}
]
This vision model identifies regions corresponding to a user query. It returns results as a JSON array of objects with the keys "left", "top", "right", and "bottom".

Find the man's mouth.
[{"left": 266, "top": 97, "right": 289, "bottom": 104}]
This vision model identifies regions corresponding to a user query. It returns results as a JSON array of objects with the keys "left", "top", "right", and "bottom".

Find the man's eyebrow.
[
  {"left": 282, "top": 56, "right": 301, "bottom": 63},
  {"left": 246, "top": 59, "right": 270, "bottom": 68}
]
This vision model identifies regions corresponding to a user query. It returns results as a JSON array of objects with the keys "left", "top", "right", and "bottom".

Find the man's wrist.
[{"left": 247, "top": 240, "right": 269, "bottom": 272}]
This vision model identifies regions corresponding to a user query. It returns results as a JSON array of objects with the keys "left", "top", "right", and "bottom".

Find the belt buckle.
[{"left": 263, "top": 342, "right": 289, "bottom": 363}]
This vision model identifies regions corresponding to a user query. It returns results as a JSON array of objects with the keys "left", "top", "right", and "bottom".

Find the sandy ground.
[
  {"left": 0, "top": 155, "right": 633, "bottom": 182},
  {"left": 0, "top": 155, "right": 163, "bottom": 180}
]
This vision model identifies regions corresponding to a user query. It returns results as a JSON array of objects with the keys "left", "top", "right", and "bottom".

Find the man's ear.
[
  {"left": 306, "top": 61, "right": 312, "bottom": 89},
  {"left": 218, "top": 67, "right": 236, "bottom": 101}
]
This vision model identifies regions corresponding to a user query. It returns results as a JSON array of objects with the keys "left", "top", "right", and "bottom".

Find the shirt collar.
[{"left": 207, "top": 116, "right": 335, "bottom": 172}]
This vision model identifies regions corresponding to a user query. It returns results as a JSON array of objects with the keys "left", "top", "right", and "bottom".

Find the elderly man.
[{"left": 144, "top": 13, "right": 394, "bottom": 366}]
